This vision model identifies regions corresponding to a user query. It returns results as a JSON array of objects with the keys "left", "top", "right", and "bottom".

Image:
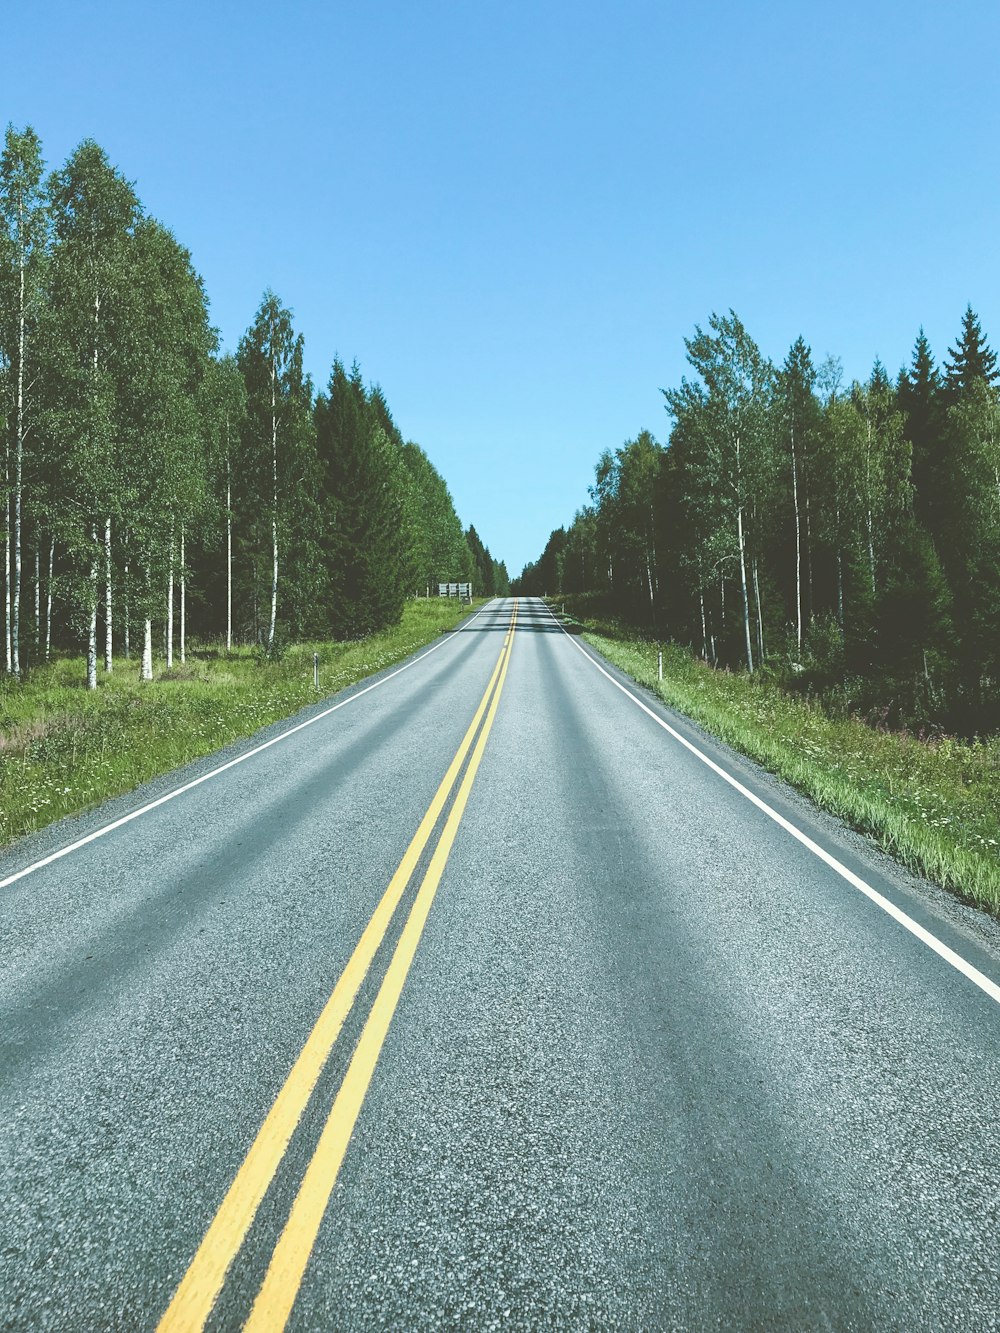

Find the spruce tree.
[
  {"left": 897, "top": 328, "right": 943, "bottom": 526},
  {"left": 943, "top": 305, "right": 999, "bottom": 400},
  {"left": 316, "top": 360, "right": 410, "bottom": 638}
]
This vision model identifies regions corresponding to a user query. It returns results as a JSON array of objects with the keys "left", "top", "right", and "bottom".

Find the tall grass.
[
  {"left": 566, "top": 610, "right": 1000, "bottom": 914},
  {"left": 0, "top": 598, "right": 480, "bottom": 850}
]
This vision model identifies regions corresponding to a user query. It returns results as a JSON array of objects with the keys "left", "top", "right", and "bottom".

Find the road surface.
[{"left": 1, "top": 596, "right": 999, "bottom": 1331}]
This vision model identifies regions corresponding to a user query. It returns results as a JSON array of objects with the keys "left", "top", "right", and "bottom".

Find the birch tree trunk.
[
  {"left": 45, "top": 538, "right": 53, "bottom": 661},
  {"left": 34, "top": 545, "right": 39, "bottom": 647},
  {"left": 180, "top": 524, "right": 186, "bottom": 664},
  {"left": 699, "top": 586, "right": 708, "bottom": 661},
  {"left": 87, "top": 524, "right": 98, "bottom": 690},
  {"left": 104, "top": 516, "right": 113, "bottom": 673},
  {"left": 226, "top": 464, "right": 232, "bottom": 652},
  {"left": 11, "top": 222, "right": 26, "bottom": 680},
  {"left": 142, "top": 616, "right": 153, "bottom": 681},
  {"left": 753, "top": 556, "right": 765, "bottom": 663},
  {"left": 737, "top": 503, "right": 754, "bottom": 673},
  {"left": 123, "top": 559, "right": 130, "bottom": 659},
  {"left": 790, "top": 422, "right": 802, "bottom": 654},
  {"left": 267, "top": 358, "right": 278, "bottom": 654},
  {"left": 4, "top": 453, "right": 11, "bottom": 674},
  {"left": 166, "top": 519, "right": 174, "bottom": 669}
]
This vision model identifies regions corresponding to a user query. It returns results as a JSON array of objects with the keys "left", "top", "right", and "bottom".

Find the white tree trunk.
[
  {"left": 104, "top": 516, "right": 113, "bottom": 672},
  {"left": 866, "top": 509, "right": 876, "bottom": 598},
  {"left": 124, "top": 560, "right": 130, "bottom": 659},
  {"left": 87, "top": 524, "right": 98, "bottom": 690},
  {"left": 180, "top": 524, "right": 186, "bottom": 664},
  {"left": 791, "top": 424, "right": 802, "bottom": 654},
  {"left": 11, "top": 229, "right": 26, "bottom": 680},
  {"left": 4, "top": 471, "right": 10, "bottom": 674},
  {"left": 45, "top": 538, "right": 53, "bottom": 661},
  {"left": 699, "top": 585, "right": 708, "bottom": 661},
  {"left": 268, "top": 360, "right": 278, "bottom": 653},
  {"left": 166, "top": 519, "right": 174, "bottom": 669},
  {"left": 34, "top": 545, "right": 40, "bottom": 646},
  {"left": 753, "top": 556, "right": 765, "bottom": 662},
  {"left": 737, "top": 503, "right": 754, "bottom": 673},
  {"left": 142, "top": 616, "right": 153, "bottom": 681},
  {"left": 226, "top": 468, "right": 232, "bottom": 652}
]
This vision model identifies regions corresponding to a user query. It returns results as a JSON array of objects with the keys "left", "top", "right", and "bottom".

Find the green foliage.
[
  {"left": 520, "top": 304, "right": 1000, "bottom": 741},
  {"left": 0, "top": 129, "right": 505, "bottom": 691},
  {"left": 316, "top": 361, "right": 411, "bottom": 639}
]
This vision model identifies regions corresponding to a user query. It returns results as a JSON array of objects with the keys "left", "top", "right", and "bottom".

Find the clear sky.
[{"left": 5, "top": 1, "right": 1000, "bottom": 574}]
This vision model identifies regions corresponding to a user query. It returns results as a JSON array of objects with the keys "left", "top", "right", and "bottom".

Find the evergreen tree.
[
  {"left": 897, "top": 328, "right": 943, "bottom": 531},
  {"left": 943, "top": 305, "right": 999, "bottom": 400},
  {"left": 316, "top": 360, "right": 410, "bottom": 638}
]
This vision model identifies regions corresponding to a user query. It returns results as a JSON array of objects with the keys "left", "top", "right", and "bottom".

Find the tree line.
[
  {"left": 514, "top": 307, "right": 1000, "bottom": 734},
  {"left": 0, "top": 126, "right": 509, "bottom": 687}
]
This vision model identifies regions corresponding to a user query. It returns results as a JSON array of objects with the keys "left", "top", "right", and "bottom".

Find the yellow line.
[
  {"left": 157, "top": 603, "right": 517, "bottom": 1333},
  {"left": 243, "top": 602, "right": 518, "bottom": 1333}
]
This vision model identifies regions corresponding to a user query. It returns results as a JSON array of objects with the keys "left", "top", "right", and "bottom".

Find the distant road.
[{"left": 2, "top": 597, "right": 1000, "bottom": 1331}]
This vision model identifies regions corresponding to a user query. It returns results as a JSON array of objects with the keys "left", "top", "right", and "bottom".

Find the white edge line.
[
  {"left": 540, "top": 599, "right": 1000, "bottom": 1010},
  {"left": 0, "top": 600, "right": 499, "bottom": 893}
]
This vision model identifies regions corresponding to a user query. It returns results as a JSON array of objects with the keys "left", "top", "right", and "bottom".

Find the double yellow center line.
[{"left": 158, "top": 600, "right": 519, "bottom": 1332}]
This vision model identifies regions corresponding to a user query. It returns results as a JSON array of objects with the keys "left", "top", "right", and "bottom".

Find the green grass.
[
  {"left": 0, "top": 598, "right": 482, "bottom": 851},
  {"left": 557, "top": 604, "right": 1000, "bottom": 914}
]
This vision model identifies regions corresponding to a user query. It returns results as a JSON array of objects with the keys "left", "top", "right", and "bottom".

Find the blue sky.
[{"left": 6, "top": 1, "right": 1000, "bottom": 574}]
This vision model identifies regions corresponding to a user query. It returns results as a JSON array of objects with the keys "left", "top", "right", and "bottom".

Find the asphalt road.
[{"left": 2, "top": 596, "right": 1000, "bottom": 1332}]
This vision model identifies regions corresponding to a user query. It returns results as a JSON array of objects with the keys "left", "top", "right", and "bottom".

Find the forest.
[
  {"left": 0, "top": 126, "right": 509, "bottom": 690},
  {"left": 515, "top": 308, "right": 1000, "bottom": 737}
]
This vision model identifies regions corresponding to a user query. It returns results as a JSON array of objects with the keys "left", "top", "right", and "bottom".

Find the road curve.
[{"left": 1, "top": 596, "right": 999, "bottom": 1331}]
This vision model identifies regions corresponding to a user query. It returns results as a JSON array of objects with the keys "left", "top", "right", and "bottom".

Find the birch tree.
[
  {"left": 0, "top": 126, "right": 49, "bottom": 678},
  {"left": 200, "top": 355, "right": 247, "bottom": 650},
  {"left": 237, "top": 292, "right": 312, "bottom": 653},
  {"left": 119, "top": 218, "right": 213, "bottom": 679},
  {"left": 664, "top": 312, "right": 773, "bottom": 671},
  {"left": 47, "top": 141, "right": 140, "bottom": 688},
  {"left": 776, "top": 338, "right": 820, "bottom": 655}
]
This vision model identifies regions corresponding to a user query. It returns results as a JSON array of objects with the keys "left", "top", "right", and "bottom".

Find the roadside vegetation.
[
  {"left": 518, "top": 304, "right": 1000, "bottom": 915},
  {"left": 558, "top": 602, "right": 1000, "bottom": 914},
  {"left": 0, "top": 598, "right": 478, "bottom": 850},
  {"left": 0, "top": 124, "right": 508, "bottom": 693}
]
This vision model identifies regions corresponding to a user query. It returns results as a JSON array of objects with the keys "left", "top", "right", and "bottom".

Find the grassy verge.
[
  {"left": 557, "top": 604, "right": 1000, "bottom": 915},
  {"left": 0, "top": 598, "right": 483, "bottom": 851}
]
